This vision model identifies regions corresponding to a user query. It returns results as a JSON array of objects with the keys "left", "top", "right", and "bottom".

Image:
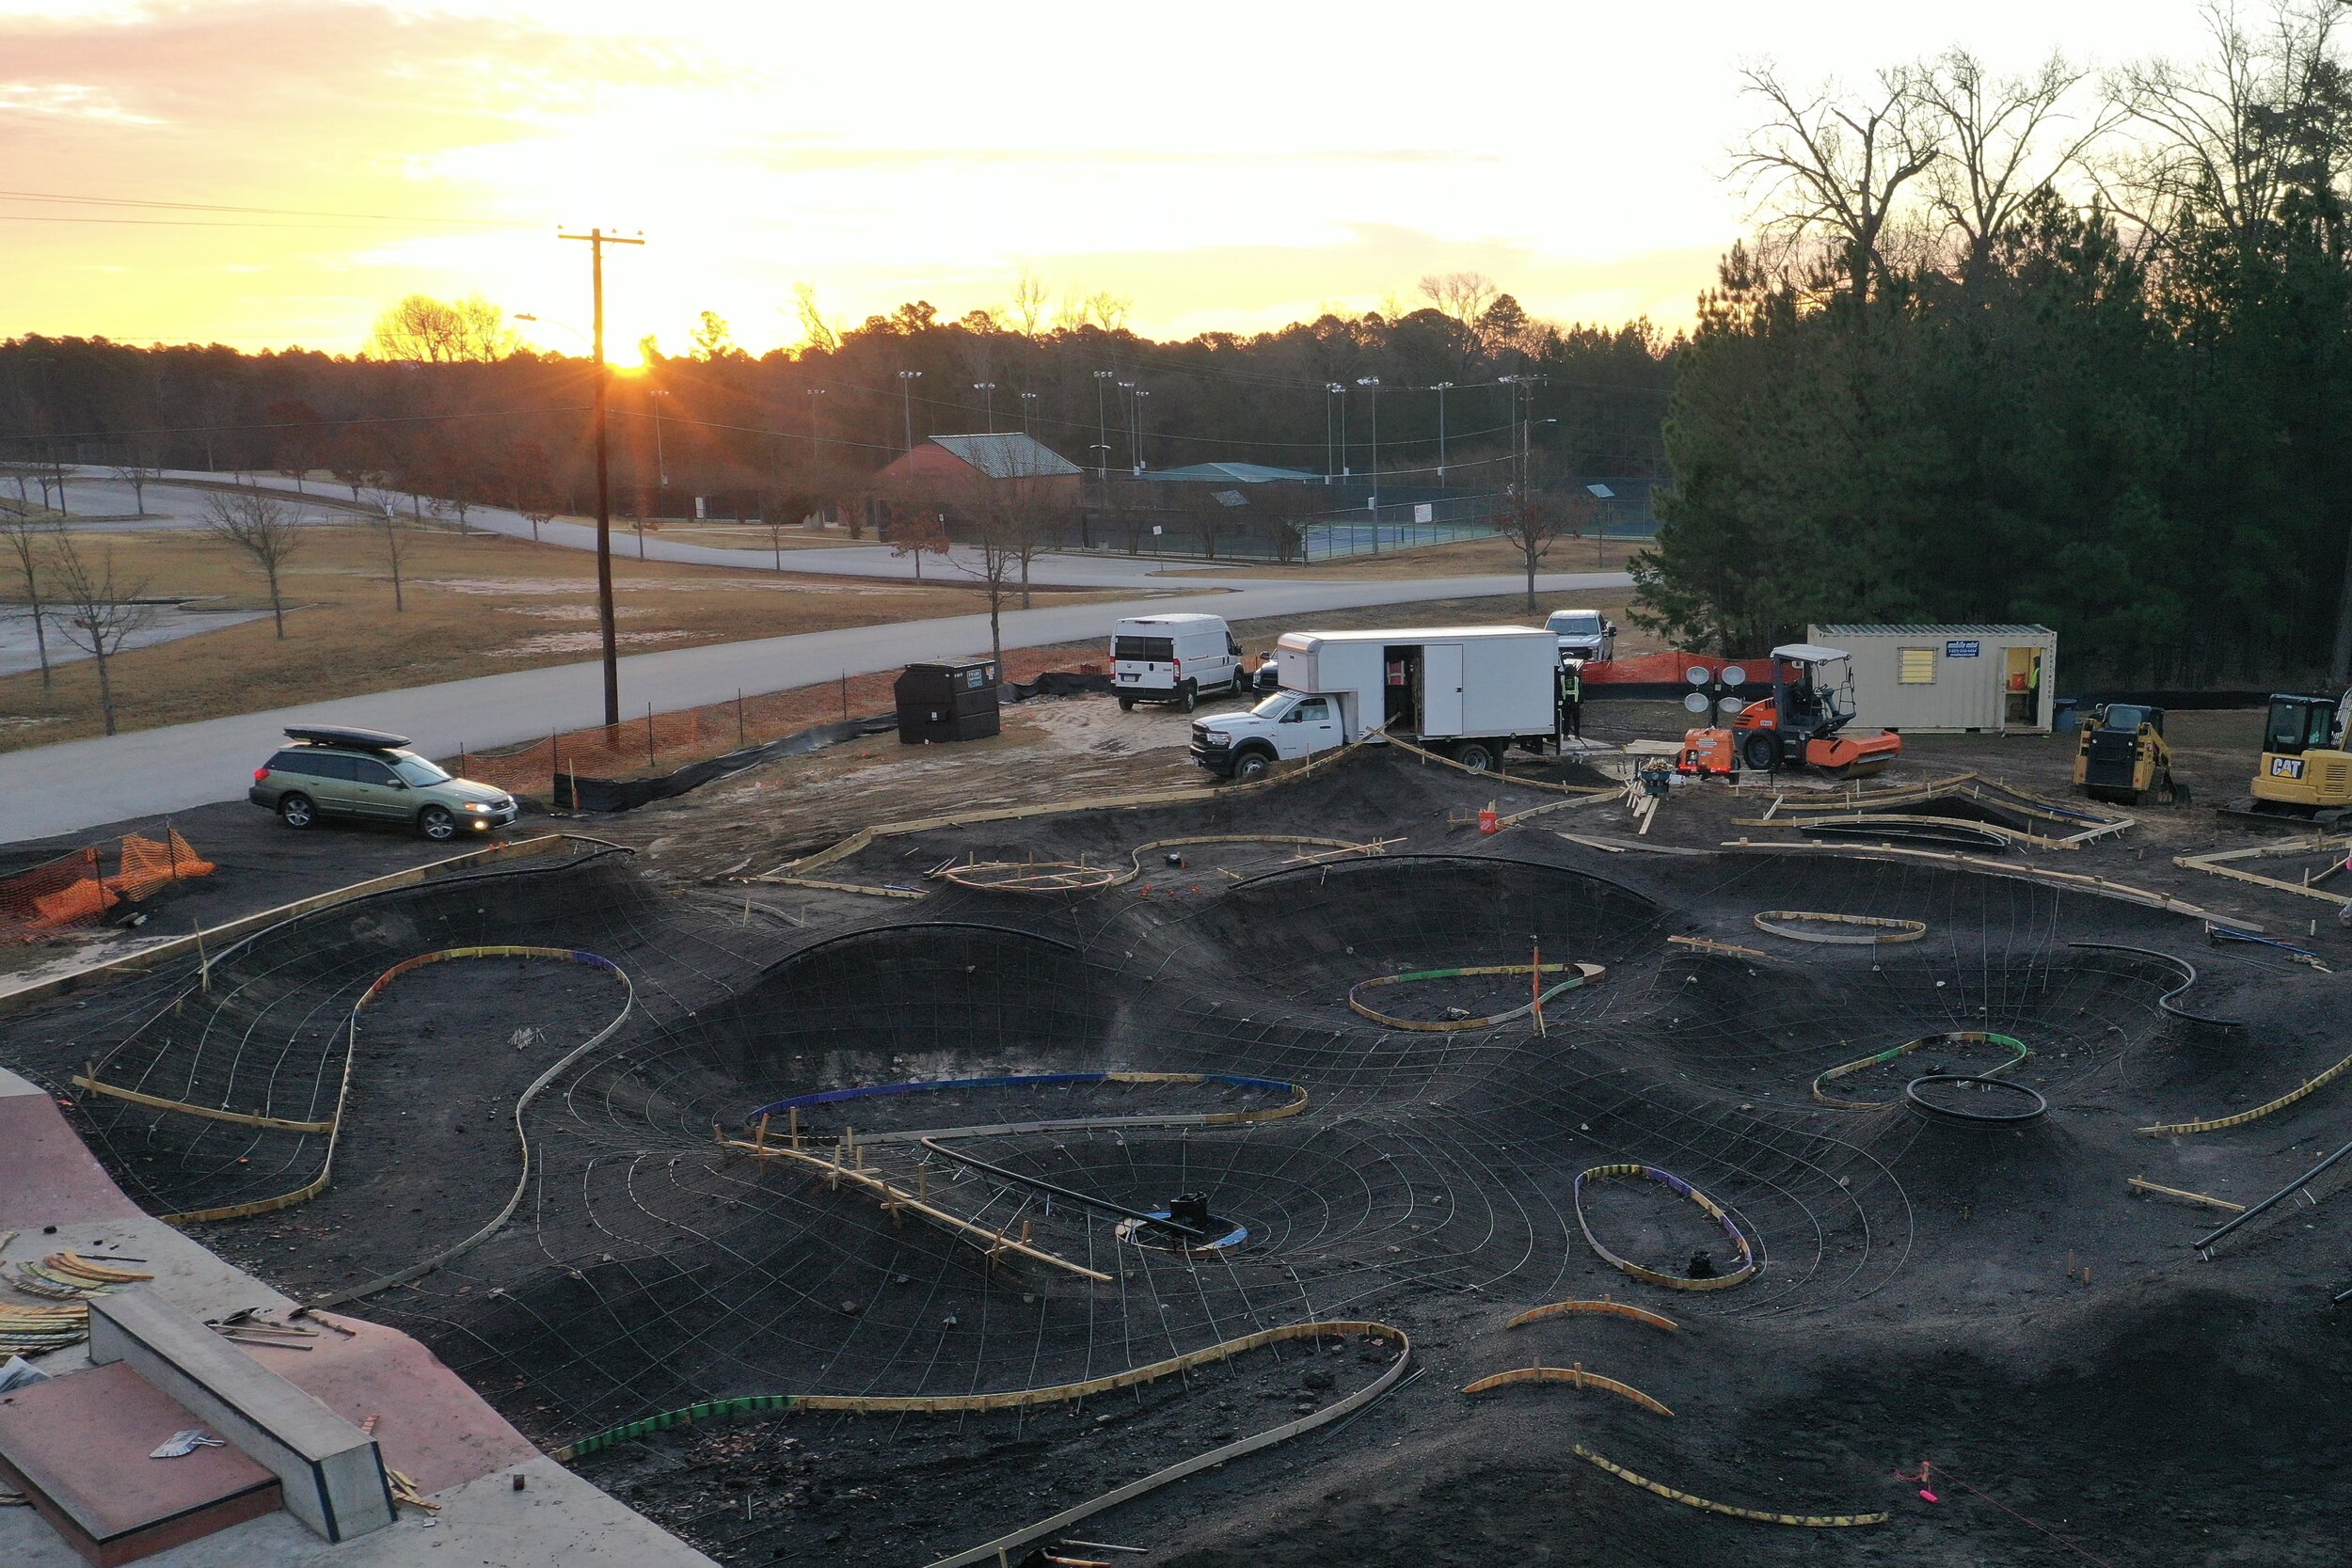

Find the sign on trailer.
[{"left": 1946, "top": 640, "right": 1980, "bottom": 657}]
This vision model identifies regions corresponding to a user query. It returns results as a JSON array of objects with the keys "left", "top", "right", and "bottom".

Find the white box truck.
[
  {"left": 1111, "top": 613, "right": 1247, "bottom": 712},
  {"left": 1188, "top": 626, "right": 1565, "bottom": 782}
]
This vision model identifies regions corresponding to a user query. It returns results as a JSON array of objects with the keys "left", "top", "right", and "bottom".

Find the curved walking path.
[{"left": 2, "top": 468, "right": 1627, "bottom": 844}]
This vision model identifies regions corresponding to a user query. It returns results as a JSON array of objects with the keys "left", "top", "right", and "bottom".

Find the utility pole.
[
  {"left": 1433, "top": 382, "right": 1454, "bottom": 483},
  {"left": 898, "top": 370, "right": 923, "bottom": 452},
  {"left": 973, "top": 381, "right": 997, "bottom": 434},
  {"left": 559, "top": 226, "right": 644, "bottom": 727}
]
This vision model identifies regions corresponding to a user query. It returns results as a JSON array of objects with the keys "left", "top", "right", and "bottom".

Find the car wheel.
[
  {"left": 1741, "top": 733, "right": 1779, "bottom": 772},
  {"left": 1118, "top": 695, "right": 1135, "bottom": 712},
  {"left": 1232, "top": 752, "right": 1271, "bottom": 784},
  {"left": 278, "top": 793, "right": 316, "bottom": 830},
  {"left": 419, "top": 805, "right": 458, "bottom": 842},
  {"left": 1179, "top": 681, "right": 1198, "bottom": 713},
  {"left": 1454, "top": 741, "right": 1496, "bottom": 772}
]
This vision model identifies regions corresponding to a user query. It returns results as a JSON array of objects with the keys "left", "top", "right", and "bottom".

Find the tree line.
[
  {"left": 0, "top": 275, "right": 1678, "bottom": 540},
  {"left": 1635, "top": 5, "right": 2352, "bottom": 689}
]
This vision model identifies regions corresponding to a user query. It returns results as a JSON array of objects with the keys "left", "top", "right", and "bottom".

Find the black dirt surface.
[{"left": 13, "top": 725, "right": 2352, "bottom": 1568}]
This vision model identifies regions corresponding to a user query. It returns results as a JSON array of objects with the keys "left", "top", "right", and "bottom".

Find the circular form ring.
[{"left": 1902, "top": 1074, "right": 2047, "bottom": 1123}]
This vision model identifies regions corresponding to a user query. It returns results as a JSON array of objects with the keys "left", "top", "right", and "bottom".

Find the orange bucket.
[{"left": 1478, "top": 806, "right": 1500, "bottom": 834}]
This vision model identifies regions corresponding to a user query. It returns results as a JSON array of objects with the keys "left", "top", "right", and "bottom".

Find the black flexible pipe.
[{"left": 2194, "top": 1134, "right": 2352, "bottom": 1252}]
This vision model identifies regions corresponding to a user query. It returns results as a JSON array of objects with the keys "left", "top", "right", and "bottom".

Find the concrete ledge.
[{"left": 87, "top": 1293, "right": 392, "bottom": 1542}]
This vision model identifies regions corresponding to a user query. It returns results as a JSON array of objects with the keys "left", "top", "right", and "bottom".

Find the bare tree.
[
  {"left": 2106, "top": 2, "right": 2347, "bottom": 257},
  {"left": 46, "top": 530, "right": 155, "bottom": 735},
  {"left": 369, "top": 293, "right": 518, "bottom": 363},
  {"left": 1419, "top": 272, "right": 1502, "bottom": 373},
  {"left": 201, "top": 490, "right": 306, "bottom": 638},
  {"left": 889, "top": 503, "right": 950, "bottom": 583},
  {"left": 108, "top": 443, "right": 164, "bottom": 516},
  {"left": 362, "top": 485, "right": 413, "bottom": 612},
  {"left": 791, "top": 282, "right": 841, "bottom": 354},
  {"left": 1730, "top": 62, "right": 1939, "bottom": 309},
  {"left": 1496, "top": 489, "right": 1577, "bottom": 614},
  {"left": 1009, "top": 271, "right": 1051, "bottom": 339},
  {"left": 0, "top": 514, "right": 55, "bottom": 686},
  {"left": 1915, "top": 49, "right": 2113, "bottom": 285},
  {"left": 0, "top": 460, "right": 46, "bottom": 516}
]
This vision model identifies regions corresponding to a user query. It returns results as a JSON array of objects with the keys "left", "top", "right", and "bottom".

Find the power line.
[{"left": 0, "top": 189, "right": 524, "bottom": 229}]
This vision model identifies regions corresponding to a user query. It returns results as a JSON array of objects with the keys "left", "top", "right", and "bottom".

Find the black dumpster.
[{"left": 896, "top": 658, "right": 1001, "bottom": 744}]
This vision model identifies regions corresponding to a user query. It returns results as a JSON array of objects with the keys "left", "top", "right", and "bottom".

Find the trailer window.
[
  {"left": 1115, "top": 636, "right": 1175, "bottom": 662},
  {"left": 1898, "top": 647, "right": 1935, "bottom": 684}
]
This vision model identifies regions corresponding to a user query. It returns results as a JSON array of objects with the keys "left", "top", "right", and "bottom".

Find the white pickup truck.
[{"left": 1188, "top": 626, "right": 1566, "bottom": 782}]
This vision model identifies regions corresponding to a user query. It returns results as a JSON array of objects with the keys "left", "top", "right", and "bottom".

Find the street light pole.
[
  {"left": 1357, "top": 376, "right": 1380, "bottom": 514},
  {"left": 558, "top": 225, "right": 645, "bottom": 728},
  {"left": 972, "top": 382, "right": 997, "bottom": 433},
  {"left": 897, "top": 370, "right": 922, "bottom": 453},
  {"left": 1432, "top": 381, "right": 1454, "bottom": 483}
]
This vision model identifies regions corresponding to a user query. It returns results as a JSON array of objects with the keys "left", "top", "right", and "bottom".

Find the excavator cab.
[{"left": 2240, "top": 691, "right": 2352, "bottom": 822}]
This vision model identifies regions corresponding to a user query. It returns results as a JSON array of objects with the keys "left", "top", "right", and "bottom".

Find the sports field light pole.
[
  {"left": 1132, "top": 388, "right": 1150, "bottom": 473},
  {"left": 804, "top": 387, "right": 826, "bottom": 459},
  {"left": 972, "top": 381, "right": 997, "bottom": 433},
  {"left": 649, "top": 388, "right": 671, "bottom": 490},
  {"left": 1328, "top": 382, "right": 1349, "bottom": 479},
  {"left": 1433, "top": 381, "right": 1454, "bottom": 483},
  {"left": 1019, "top": 389, "right": 1038, "bottom": 435},
  {"left": 558, "top": 225, "right": 644, "bottom": 728},
  {"left": 1116, "top": 381, "right": 1136, "bottom": 472},
  {"left": 1323, "top": 383, "right": 1339, "bottom": 483},
  {"left": 1092, "top": 371, "right": 1115, "bottom": 478},
  {"left": 1357, "top": 376, "right": 1381, "bottom": 515},
  {"left": 897, "top": 370, "right": 923, "bottom": 453}
]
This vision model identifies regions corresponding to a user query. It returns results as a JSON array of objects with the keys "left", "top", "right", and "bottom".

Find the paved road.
[
  {"left": 58, "top": 468, "right": 1362, "bottom": 587},
  {"left": 0, "top": 555, "right": 1631, "bottom": 844},
  {"left": 9, "top": 467, "right": 1630, "bottom": 842}
]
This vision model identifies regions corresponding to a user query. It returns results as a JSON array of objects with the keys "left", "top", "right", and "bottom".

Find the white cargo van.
[
  {"left": 1188, "top": 626, "right": 1566, "bottom": 781},
  {"left": 1112, "top": 613, "right": 1246, "bottom": 712}
]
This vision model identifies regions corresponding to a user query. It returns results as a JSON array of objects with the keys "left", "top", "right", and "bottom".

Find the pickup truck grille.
[{"left": 1191, "top": 724, "right": 1228, "bottom": 749}]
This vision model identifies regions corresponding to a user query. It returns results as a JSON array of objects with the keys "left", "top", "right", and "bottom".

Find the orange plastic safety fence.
[{"left": 1, "top": 829, "right": 216, "bottom": 941}]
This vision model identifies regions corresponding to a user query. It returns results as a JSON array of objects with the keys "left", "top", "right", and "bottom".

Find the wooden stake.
[{"left": 754, "top": 1114, "right": 770, "bottom": 1154}]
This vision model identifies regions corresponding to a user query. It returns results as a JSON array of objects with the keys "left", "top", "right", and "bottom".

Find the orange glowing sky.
[{"left": 2, "top": 1, "right": 2217, "bottom": 358}]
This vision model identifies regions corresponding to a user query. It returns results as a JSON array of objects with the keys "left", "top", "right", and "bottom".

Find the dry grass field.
[{"left": 0, "top": 521, "right": 1120, "bottom": 750}]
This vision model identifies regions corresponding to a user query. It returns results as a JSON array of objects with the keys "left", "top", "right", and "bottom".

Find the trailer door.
[{"left": 1421, "top": 643, "right": 1464, "bottom": 735}]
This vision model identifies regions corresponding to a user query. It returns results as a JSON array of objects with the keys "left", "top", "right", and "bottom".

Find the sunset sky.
[{"left": 3, "top": 1, "right": 2217, "bottom": 358}]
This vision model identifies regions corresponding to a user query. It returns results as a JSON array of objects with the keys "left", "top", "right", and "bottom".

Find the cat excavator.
[{"left": 2221, "top": 690, "right": 2352, "bottom": 828}]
